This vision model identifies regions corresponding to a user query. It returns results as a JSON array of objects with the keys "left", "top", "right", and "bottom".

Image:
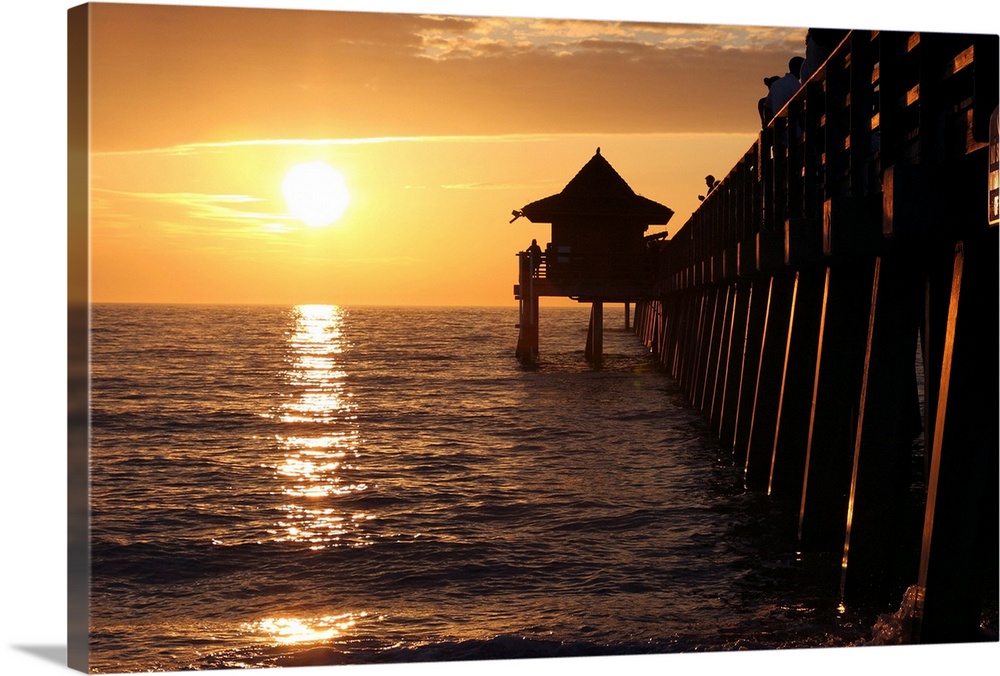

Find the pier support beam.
[
  {"left": 708, "top": 284, "right": 737, "bottom": 434},
  {"left": 768, "top": 268, "right": 825, "bottom": 500},
  {"left": 716, "top": 282, "right": 751, "bottom": 445},
  {"left": 915, "top": 233, "right": 999, "bottom": 643},
  {"left": 696, "top": 286, "right": 726, "bottom": 412},
  {"left": 704, "top": 286, "right": 732, "bottom": 421},
  {"left": 731, "top": 278, "right": 769, "bottom": 461},
  {"left": 840, "top": 252, "right": 923, "bottom": 606},
  {"left": 743, "top": 273, "right": 795, "bottom": 490},
  {"left": 515, "top": 252, "right": 539, "bottom": 364},
  {"left": 681, "top": 290, "right": 709, "bottom": 400},
  {"left": 585, "top": 301, "right": 604, "bottom": 364},
  {"left": 798, "top": 261, "right": 874, "bottom": 551}
]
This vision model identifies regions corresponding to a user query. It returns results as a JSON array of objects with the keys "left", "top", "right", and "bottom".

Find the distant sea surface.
[{"left": 88, "top": 304, "right": 875, "bottom": 673}]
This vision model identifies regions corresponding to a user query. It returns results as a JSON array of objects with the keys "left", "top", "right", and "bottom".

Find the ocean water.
[{"left": 87, "top": 303, "right": 874, "bottom": 673}]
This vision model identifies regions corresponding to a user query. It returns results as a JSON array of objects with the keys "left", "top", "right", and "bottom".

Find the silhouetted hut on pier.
[{"left": 512, "top": 148, "right": 673, "bottom": 364}]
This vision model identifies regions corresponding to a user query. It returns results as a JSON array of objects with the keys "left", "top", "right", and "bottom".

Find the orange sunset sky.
[
  {"left": 82, "top": 1, "right": 812, "bottom": 307},
  {"left": 69, "top": 1, "right": 994, "bottom": 309}
]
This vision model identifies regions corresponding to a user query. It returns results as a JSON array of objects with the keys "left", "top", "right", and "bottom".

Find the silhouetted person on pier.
[
  {"left": 763, "top": 56, "right": 805, "bottom": 124},
  {"left": 527, "top": 239, "right": 542, "bottom": 275},
  {"left": 698, "top": 174, "right": 721, "bottom": 201},
  {"left": 758, "top": 75, "right": 781, "bottom": 127},
  {"left": 800, "top": 28, "right": 850, "bottom": 84}
]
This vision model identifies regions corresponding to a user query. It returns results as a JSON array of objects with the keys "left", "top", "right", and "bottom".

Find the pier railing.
[
  {"left": 635, "top": 28, "right": 998, "bottom": 644},
  {"left": 659, "top": 29, "right": 997, "bottom": 285},
  {"left": 519, "top": 250, "right": 661, "bottom": 283}
]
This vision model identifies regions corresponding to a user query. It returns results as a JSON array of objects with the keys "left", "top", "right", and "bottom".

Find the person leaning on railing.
[{"left": 763, "top": 56, "right": 805, "bottom": 124}]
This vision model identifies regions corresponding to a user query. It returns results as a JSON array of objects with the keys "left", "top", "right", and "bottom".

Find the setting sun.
[{"left": 281, "top": 161, "right": 351, "bottom": 227}]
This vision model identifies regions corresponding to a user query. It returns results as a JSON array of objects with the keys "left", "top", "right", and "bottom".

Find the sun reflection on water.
[
  {"left": 278, "top": 304, "right": 355, "bottom": 424},
  {"left": 268, "top": 304, "right": 370, "bottom": 549},
  {"left": 244, "top": 612, "right": 369, "bottom": 645}
]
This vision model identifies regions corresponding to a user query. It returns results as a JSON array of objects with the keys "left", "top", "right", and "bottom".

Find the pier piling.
[
  {"left": 743, "top": 273, "right": 795, "bottom": 491},
  {"left": 797, "top": 262, "right": 873, "bottom": 552},
  {"left": 840, "top": 252, "right": 924, "bottom": 605},
  {"left": 915, "top": 232, "right": 999, "bottom": 643},
  {"left": 585, "top": 302, "right": 604, "bottom": 364},
  {"left": 514, "top": 252, "right": 539, "bottom": 364},
  {"left": 768, "top": 269, "right": 824, "bottom": 500}
]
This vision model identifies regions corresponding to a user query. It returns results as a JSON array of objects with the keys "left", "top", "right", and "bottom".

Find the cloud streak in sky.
[{"left": 92, "top": 188, "right": 285, "bottom": 239}]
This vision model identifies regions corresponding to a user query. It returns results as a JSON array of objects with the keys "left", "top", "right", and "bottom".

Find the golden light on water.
[
  {"left": 279, "top": 391, "right": 352, "bottom": 423},
  {"left": 268, "top": 508, "right": 376, "bottom": 549},
  {"left": 245, "top": 613, "right": 367, "bottom": 645},
  {"left": 280, "top": 434, "right": 354, "bottom": 450},
  {"left": 279, "top": 304, "right": 353, "bottom": 424},
  {"left": 279, "top": 304, "right": 354, "bottom": 424},
  {"left": 274, "top": 432, "right": 368, "bottom": 500},
  {"left": 270, "top": 504, "right": 346, "bottom": 546},
  {"left": 296, "top": 303, "right": 345, "bottom": 330},
  {"left": 268, "top": 304, "right": 371, "bottom": 549}
]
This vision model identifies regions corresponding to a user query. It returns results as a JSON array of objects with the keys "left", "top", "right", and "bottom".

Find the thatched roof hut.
[{"left": 519, "top": 148, "right": 673, "bottom": 226}]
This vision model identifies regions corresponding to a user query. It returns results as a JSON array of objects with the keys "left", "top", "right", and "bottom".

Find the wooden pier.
[{"left": 628, "top": 29, "right": 998, "bottom": 642}]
